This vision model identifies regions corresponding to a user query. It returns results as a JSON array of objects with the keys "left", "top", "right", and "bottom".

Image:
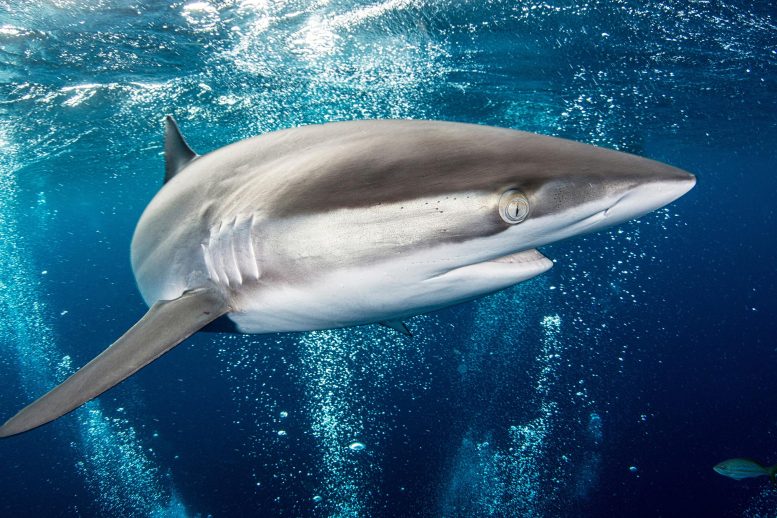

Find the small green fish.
[{"left": 714, "top": 458, "right": 777, "bottom": 482}]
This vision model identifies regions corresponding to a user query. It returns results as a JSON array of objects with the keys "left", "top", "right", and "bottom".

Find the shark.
[{"left": 0, "top": 117, "right": 695, "bottom": 438}]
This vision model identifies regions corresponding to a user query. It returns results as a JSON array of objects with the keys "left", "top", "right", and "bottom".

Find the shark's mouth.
[
  {"left": 430, "top": 248, "right": 553, "bottom": 287},
  {"left": 486, "top": 248, "right": 551, "bottom": 266}
]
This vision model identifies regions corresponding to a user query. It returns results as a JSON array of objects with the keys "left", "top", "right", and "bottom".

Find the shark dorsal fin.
[{"left": 164, "top": 115, "right": 198, "bottom": 184}]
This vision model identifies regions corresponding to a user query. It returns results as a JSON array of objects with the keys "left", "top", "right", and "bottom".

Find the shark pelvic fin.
[
  {"left": 164, "top": 115, "right": 198, "bottom": 183},
  {"left": 379, "top": 319, "right": 413, "bottom": 337},
  {"left": 0, "top": 287, "right": 229, "bottom": 438}
]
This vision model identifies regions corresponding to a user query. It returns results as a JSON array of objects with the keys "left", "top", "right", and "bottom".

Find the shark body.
[{"left": 0, "top": 117, "right": 695, "bottom": 437}]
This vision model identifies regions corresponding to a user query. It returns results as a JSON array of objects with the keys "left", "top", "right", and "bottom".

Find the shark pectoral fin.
[
  {"left": 0, "top": 287, "right": 229, "bottom": 438},
  {"left": 379, "top": 320, "right": 413, "bottom": 337}
]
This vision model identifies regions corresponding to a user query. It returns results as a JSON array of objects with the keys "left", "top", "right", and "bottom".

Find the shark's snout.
[
  {"left": 607, "top": 170, "right": 695, "bottom": 223},
  {"left": 554, "top": 166, "right": 695, "bottom": 238}
]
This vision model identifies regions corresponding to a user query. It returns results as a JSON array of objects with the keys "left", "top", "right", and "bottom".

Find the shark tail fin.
[
  {"left": 0, "top": 287, "right": 229, "bottom": 438},
  {"left": 164, "top": 115, "right": 198, "bottom": 184}
]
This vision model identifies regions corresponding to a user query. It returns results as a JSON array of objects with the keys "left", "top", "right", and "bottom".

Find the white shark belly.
[{"left": 228, "top": 249, "right": 552, "bottom": 334}]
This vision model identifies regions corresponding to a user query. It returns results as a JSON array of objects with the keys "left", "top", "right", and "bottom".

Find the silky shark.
[{"left": 0, "top": 117, "right": 695, "bottom": 437}]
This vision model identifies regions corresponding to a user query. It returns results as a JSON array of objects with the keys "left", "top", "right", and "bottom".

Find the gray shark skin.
[{"left": 0, "top": 117, "right": 695, "bottom": 438}]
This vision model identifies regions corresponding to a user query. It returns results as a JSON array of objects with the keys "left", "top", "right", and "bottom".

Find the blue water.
[{"left": 1, "top": 1, "right": 775, "bottom": 516}]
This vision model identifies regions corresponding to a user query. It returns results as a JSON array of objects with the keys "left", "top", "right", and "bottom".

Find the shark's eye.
[{"left": 499, "top": 190, "right": 530, "bottom": 224}]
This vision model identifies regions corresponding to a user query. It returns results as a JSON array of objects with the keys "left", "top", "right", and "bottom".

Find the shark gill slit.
[
  {"left": 201, "top": 223, "right": 222, "bottom": 285},
  {"left": 246, "top": 214, "right": 260, "bottom": 280},
  {"left": 233, "top": 213, "right": 260, "bottom": 281},
  {"left": 228, "top": 217, "right": 244, "bottom": 286},
  {"left": 200, "top": 243, "right": 220, "bottom": 284},
  {"left": 213, "top": 222, "right": 232, "bottom": 288},
  {"left": 225, "top": 218, "right": 242, "bottom": 286}
]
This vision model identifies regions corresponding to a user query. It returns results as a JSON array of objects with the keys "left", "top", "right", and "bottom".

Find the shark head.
[{"left": 455, "top": 128, "right": 697, "bottom": 260}]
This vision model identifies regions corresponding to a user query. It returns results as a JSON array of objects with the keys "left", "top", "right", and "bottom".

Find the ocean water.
[{"left": 0, "top": 1, "right": 775, "bottom": 516}]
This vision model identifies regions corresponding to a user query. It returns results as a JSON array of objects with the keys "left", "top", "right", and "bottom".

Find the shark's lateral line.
[{"left": 0, "top": 117, "right": 695, "bottom": 437}]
